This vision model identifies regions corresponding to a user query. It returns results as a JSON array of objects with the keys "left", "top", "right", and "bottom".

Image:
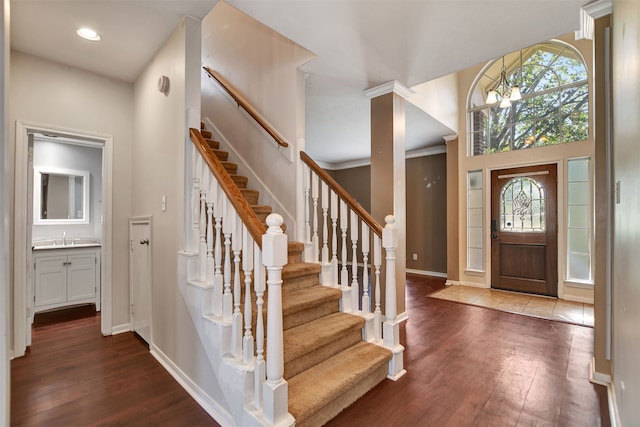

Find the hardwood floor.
[
  {"left": 11, "top": 276, "right": 609, "bottom": 426},
  {"left": 11, "top": 305, "right": 219, "bottom": 426},
  {"left": 328, "top": 274, "right": 610, "bottom": 427}
]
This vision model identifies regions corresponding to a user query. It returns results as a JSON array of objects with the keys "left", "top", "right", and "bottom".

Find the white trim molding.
[
  {"left": 406, "top": 268, "right": 447, "bottom": 278},
  {"left": 578, "top": 0, "right": 612, "bottom": 40},
  {"left": 151, "top": 344, "right": 235, "bottom": 427},
  {"left": 364, "top": 80, "right": 415, "bottom": 100}
]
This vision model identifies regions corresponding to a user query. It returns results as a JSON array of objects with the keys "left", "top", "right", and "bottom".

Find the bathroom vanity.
[{"left": 32, "top": 243, "right": 101, "bottom": 313}]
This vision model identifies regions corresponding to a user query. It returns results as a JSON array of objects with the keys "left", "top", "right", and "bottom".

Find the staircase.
[{"left": 193, "top": 125, "right": 392, "bottom": 426}]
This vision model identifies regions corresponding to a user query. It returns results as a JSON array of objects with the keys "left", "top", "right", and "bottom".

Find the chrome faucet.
[{"left": 62, "top": 232, "right": 66, "bottom": 246}]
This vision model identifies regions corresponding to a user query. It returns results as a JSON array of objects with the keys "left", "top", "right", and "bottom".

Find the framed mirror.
[{"left": 33, "top": 167, "right": 90, "bottom": 225}]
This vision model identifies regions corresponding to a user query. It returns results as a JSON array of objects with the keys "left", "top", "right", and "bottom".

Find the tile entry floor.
[{"left": 429, "top": 285, "right": 594, "bottom": 327}]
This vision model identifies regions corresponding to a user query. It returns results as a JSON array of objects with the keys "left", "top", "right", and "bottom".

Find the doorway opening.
[{"left": 13, "top": 121, "right": 114, "bottom": 357}]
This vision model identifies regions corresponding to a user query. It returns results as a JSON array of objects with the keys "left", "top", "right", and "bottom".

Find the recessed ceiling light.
[{"left": 77, "top": 27, "right": 101, "bottom": 42}]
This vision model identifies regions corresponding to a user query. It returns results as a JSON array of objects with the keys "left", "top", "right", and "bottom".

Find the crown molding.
[
  {"left": 323, "top": 144, "right": 446, "bottom": 170},
  {"left": 363, "top": 80, "right": 415, "bottom": 100},
  {"left": 578, "top": 0, "right": 612, "bottom": 40},
  {"left": 443, "top": 134, "right": 458, "bottom": 144}
]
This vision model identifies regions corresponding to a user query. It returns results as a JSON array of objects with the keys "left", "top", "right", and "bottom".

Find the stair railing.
[
  {"left": 300, "top": 151, "right": 406, "bottom": 380},
  {"left": 203, "top": 66, "right": 289, "bottom": 149},
  {"left": 190, "top": 128, "right": 293, "bottom": 425}
]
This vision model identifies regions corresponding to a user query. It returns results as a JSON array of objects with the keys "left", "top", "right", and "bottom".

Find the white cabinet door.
[
  {"left": 130, "top": 219, "right": 152, "bottom": 344},
  {"left": 67, "top": 253, "right": 96, "bottom": 301},
  {"left": 34, "top": 256, "right": 67, "bottom": 307}
]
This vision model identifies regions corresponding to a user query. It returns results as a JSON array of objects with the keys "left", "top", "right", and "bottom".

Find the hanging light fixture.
[{"left": 486, "top": 54, "right": 521, "bottom": 109}]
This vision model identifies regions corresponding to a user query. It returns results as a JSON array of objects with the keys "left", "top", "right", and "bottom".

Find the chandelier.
[{"left": 486, "top": 55, "right": 521, "bottom": 108}]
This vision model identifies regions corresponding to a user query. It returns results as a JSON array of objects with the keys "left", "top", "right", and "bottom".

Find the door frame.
[
  {"left": 129, "top": 216, "right": 152, "bottom": 344},
  {"left": 486, "top": 160, "right": 565, "bottom": 299},
  {"left": 13, "top": 120, "right": 114, "bottom": 357}
]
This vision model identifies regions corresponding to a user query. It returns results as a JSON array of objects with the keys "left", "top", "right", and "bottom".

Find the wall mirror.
[{"left": 33, "top": 167, "right": 90, "bottom": 225}]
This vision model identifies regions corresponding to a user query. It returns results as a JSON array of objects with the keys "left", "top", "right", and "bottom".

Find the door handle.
[{"left": 140, "top": 239, "right": 149, "bottom": 245}]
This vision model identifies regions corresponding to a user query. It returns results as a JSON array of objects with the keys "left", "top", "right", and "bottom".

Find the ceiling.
[{"left": 9, "top": 0, "right": 592, "bottom": 165}]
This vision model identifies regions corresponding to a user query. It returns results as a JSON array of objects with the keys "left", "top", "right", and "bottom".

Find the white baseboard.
[
  {"left": 406, "top": 269, "right": 447, "bottom": 278},
  {"left": 589, "top": 358, "right": 620, "bottom": 427},
  {"left": 150, "top": 344, "right": 235, "bottom": 427},
  {"left": 110, "top": 324, "right": 131, "bottom": 335},
  {"left": 445, "top": 280, "right": 459, "bottom": 286}
]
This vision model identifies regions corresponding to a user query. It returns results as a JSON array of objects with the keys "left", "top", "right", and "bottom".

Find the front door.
[{"left": 491, "top": 164, "right": 557, "bottom": 296}]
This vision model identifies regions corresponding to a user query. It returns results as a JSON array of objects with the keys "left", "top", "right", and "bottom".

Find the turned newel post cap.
[
  {"left": 262, "top": 214, "right": 288, "bottom": 267},
  {"left": 382, "top": 215, "right": 398, "bottom": 249}
]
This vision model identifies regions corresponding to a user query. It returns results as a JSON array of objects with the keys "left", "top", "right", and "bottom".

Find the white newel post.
[
  {"left": 382, "top": 215, "right": 406, "bottom": 380},
  {"left": 262, "top": 214, "right": 293, "bottom": 426}
]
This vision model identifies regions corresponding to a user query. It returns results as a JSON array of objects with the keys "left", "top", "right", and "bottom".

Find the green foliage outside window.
[{"left": 468, "top": 41, "right": 589, "bottom": 156}]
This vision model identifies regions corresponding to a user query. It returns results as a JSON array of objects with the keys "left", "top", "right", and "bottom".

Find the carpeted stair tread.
[
  {"left": 241, "top": 189, "right": 260, "bottom": 205},
  {"left": 283, "top": 312, "right": 364, "bottom": 365},
  {"left": 200, "top": 129, "right": 212, "bottom": 139},
  {"left": 283, "top": 286, "right": 341, "bottom": 330},
  {"left": 282, "top": 262, "right": 322, "bottom": 281},
  {"left": 283, "top": 286, "right": 341, "bottom": 316},
  {"left": 211, "top": 149, "right": 228, "bottom": 161},
  {"left": 221, "top": 161, "right": 238, "bottom": 174},
  {"left": 288, "top": 241, "right": 304, "bottom": 263},
  {"left": 288, "top": 342, "right": 392, "bottom": 426},
  {"left": 230, "top": 174, "right": 248, "bottom": 188},
  {"left": 206, "top": 139, "right": 220, "bottom": 150}
]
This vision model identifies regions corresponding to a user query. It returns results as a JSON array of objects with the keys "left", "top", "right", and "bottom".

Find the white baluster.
[
  {"left": 254, "top": 245, "right": 266, "bottom": 410},
  {"left": 311, "top": 173, "right": 319, "bottom": 262},
  {"left": 331, "top": 191, "right": 339, "bottom": 286},
  {"left": 321, "top": 181, "right": 329, "bottom": 266},
  {"left": 222, "top": 198, "right": 233, "bottom": 323},
  {"left": 361, "top": 222, "right": 370, "bottom": 314},
  {"left": 232, "top": 212, "right": 243, "bottom": 359},
  {"left": 382, "top": 215, "right": 406, "bottom": 380},
  {"left": 192, "top": 156, "right": 202, "bottom": 252},
  {"left": 303, "top": 165, "right": 311, "bottom": 245},
  {"left": 373, "top": 234, "right": 382, "bottom": 343},
  {"left": 340, "top": 200, "right": 351, "bottom": 312},
  {"left": 242, "top": 225, "right": 254, "bottom": 365},
  {"left": 262, "top": 214, "right": 292, "bottom": 426},
  {"left": 213, "top": 185, "right": 223, "bottom": 318},
  {"left": 199, "top": 177, "right": 208, "bottom": 283},
  {"left": 206, "top": 176, "right": 214, "bottom": 288},
  {"left": 350, "top": 210, "right": 359, "bottom": 312}
]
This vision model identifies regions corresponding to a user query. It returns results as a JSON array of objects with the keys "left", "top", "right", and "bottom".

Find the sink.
[{"left": 32, "top": 238, "right": 101, "bottom": 250}]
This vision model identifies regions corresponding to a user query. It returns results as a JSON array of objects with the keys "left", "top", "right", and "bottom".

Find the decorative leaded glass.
[{"left": 500, "top": 176, "right": 545, "bottom": 232}]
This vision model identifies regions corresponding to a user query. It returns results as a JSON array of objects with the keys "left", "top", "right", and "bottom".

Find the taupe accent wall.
[{"left": 329, "top": 152, "right": 447, "bottom": 274}]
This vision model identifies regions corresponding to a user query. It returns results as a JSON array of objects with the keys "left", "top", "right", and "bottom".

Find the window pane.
[{"left": 500, "top": 176, "right": 545, "bottom": 232}]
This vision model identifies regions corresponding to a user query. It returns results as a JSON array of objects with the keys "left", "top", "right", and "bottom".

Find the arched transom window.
[{"left": 468, "top": 41, "right": 589, "bottom": 156}]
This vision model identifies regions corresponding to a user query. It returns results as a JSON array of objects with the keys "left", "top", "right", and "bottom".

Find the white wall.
[
  {"left": 32, "top": 138, "right": 103, "bottom": 241},
  {"left": 612, "top": 1, "right": 640, "bottom": 424},
  {"left": 1, "top": 0, "right": 10, "bottom": 423},
  {"left": 131, "top": 16, "right": 230, "bottom": 414},
  {"left": 409, "top": 73, "right": 459, "bottom": 133},
  {"left": 201, "top": 1, "right": 316, "bottom": 232},
  {"left": 10, "top": 51, "right": 134, "bottom": 330}
]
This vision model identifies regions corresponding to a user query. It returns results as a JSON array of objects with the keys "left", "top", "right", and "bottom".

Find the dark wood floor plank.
[
  {"left": 11, "top": 276, "right": 609, "bottom": 427},
  {"left": 327, "top": 275, "right": 610, "bottom": 427}
]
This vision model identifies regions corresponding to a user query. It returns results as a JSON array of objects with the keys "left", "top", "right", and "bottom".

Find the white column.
[{"left": 262, "top": 214, "right": 294, "bottom": 426}]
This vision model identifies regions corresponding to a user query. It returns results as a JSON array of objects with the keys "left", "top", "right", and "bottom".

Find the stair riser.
[
  {"left": 284, "top": 329, "right": 362, "bottom": 380},
  {"left": 296, "top": 364, "right": 389, "bottom": 427},
  {"left": 241, "top": 190, "right": 260, "bottom": 205},
  {"left": 223, "top": 163, "right": 238, "bottom": 174},
  {"left": 207, "top": 140, "right": 220, "bottom": 150},
  {"left": 282, "top": 273, "right": 320, "bottom": 293},
  {"left": 213, "top": 150, "right": 228, "bottom": 161},
  {"left": 284, "top": 299, "right": 340, "bottom": 331}
]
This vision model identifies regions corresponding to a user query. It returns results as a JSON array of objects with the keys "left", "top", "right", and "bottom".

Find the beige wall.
[
  {"left": 454, "top": 33, "right": 595, "bottom": 303},
  {"left": 611, "top": 1, "right": 640, "bottom": 423},
  {"left": 131, "top": 16, "right": 230, "bottom": 410},
  {"left": 10, "top": 51, "right": 134, "bottom": 330},
  {"left": 200, "top": 2, "right": 316, "bottom": 235},
  {"left": 330, "top": 152, "right": 448, "bottom": 275}
]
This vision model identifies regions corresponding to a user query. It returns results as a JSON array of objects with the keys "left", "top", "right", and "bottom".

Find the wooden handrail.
[
  {"left": 203, "top": 66, "right": 289, "bottom": 149},
  {"left": 300, "top": 151, "right": 383, "bottom": 237},
  {"left": 190, "top": 128, "right": 267, "bottom": 248}
]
